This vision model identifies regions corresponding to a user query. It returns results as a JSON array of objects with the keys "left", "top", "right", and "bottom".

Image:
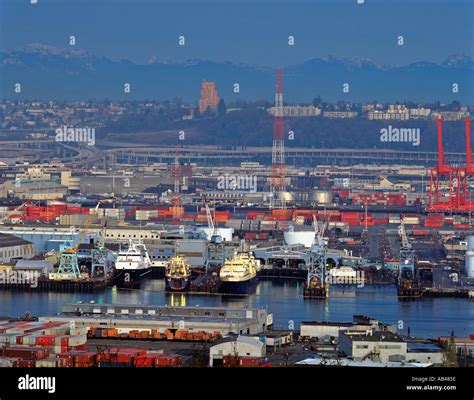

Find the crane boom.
[
  {"left": 64, "top": 201, "right": 102, "bottom": 254},
  {"left": 203, "top": 196, "right": 215, "bottom": 231},
  {"left": 399, "top": 221, "right": 411, "bottom": 250}
]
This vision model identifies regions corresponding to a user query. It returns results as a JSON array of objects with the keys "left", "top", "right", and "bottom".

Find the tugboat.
[
  {"left": 165, "top": 255, "right": 191, "bottom": 291},
  {"left": 219, "top": 252, "right": 259, "bottom": 295},
  {"left": 113, "top": 240, "right": 152, "bottom": 287}
]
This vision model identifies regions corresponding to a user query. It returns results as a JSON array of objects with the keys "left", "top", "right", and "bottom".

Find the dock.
[
  {"left": 189, "top": 268, "right": 221, "bottom": 293},
  {"left": 303, "top": 286, "right": 328, "bottom": 299},
  {"left": 0, "top": 278, "right": 110, "bottom": 292}
]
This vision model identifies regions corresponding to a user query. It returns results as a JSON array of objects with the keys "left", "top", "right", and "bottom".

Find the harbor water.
[{"left": 0, "top": 280, "right": 472, "bottom": 339}]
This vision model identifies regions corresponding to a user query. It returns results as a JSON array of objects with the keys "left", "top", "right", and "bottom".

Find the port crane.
[
  {"left": 203, "top": 197, "right": 222, "bottom": 244},
  {"left": 306, "top": 215, "right": 328, "bottom": 294},
  {"left": 428, "top": 118, "right": 472, "bottom": 212},
  {"left": 49, "top": 202, "right": 103, "bottom": 281},
  {"left": 202, "top": 196, "right": 225, "bottom": 270},
  {"left": 398, "top": 221, "right": 415, "bottom": 285}
]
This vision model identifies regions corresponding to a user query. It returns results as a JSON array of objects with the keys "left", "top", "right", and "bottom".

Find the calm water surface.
[{"left": 0, "top": 280, "right": 472, "bottom": 339}]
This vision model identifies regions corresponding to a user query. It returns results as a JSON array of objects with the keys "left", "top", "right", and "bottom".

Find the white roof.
[{"left": 296, "top": 357, "right": 432, "bottom": 368}]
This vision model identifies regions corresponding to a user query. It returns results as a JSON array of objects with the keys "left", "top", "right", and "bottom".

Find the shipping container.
[
  {"left": 36, "top": 358, "right": 69, "bottom": 368},
  {"left": 0, "top": 357, "right": 19, "bottom": 367},
  {"left": 3, "top": 346, "right": 48, "bottom": 360},
  {"left": 17, "top": 359, "right": 35, "bottom": 368},
  {"left": 154, "top": 355, "right": 182, "bottom": 367}
]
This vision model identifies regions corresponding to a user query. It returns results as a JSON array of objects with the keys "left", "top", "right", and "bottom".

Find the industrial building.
[
  {"left": 209, "top": 335, "right": 266, "bottom": 367},
  {"left": 0, "top": 233, "right": 34, "bottom": 263},
  {"left": 13, "top": 259, "right": 53, "bottom": 277},
  {"left": 0, "top": 179, "right": 67, "bottom": 200},
  {"left": 300, "top": 315, "right": 397, "bottom": 341},
  {"left": 338, "top": 330, "right": 443, "bottom": 364},
  {"left": 300, "top": 321, "right": 371, "bottom": 340},
  {"left": 40, "top": 303, "right": 272, "bottom": 337},
  {"left": 0, "top": 226, "right": 92, "bottom": 252},
  {"left": 79, "top": 173, "right": 170, "bottom": 195}
]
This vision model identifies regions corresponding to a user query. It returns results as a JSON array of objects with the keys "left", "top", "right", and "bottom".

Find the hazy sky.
[{"left": 1, "top": 0, "right": 473, "bottom": 66}]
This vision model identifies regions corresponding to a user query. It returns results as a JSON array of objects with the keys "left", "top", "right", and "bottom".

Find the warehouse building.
[
  {"left": 0, "top": 233, "right": 34, "bottom": 263},
  {"left": 209, "top": 335, "right": 266, "bottom": 367},
  {"left": 0, "top": 226, "right": 96, "bottom": 252},
  {"left": 40, "top": 304, "right": 272, "bottom": 338},
  {"left": 300, "top": 321, "right": 372, "bottom": 341},
  {"left": 338, "top": 329, "right": 442, "bottom": 364}
]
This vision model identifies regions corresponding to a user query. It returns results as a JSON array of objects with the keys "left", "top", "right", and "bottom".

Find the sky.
[{"left": 1, "top": 0, "right": 473, "bottom": 67}]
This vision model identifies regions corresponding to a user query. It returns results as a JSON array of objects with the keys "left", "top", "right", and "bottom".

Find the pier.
[{"left": 0, "top": 278, "right": 110, "bottom": 292}]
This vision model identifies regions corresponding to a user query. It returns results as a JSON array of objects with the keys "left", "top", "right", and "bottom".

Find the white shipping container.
[
  {"left": 69, "top": 327, "right": 88, "bottom": 336},
  {"left": 105, "top": 209, "right": 125, "bottom": 217},
  {"left": 0, "top": 333, "right": 19, "bottom": 344},
  {"left": 36, "top": 359, "right": 59, "bottom": 368},
  {"left": 53, "top": 345, "right": 63, "bottom": 354},
  {"left": 44, "top": 327, "right": 69, "bottom": 335},
  {"left": 0, "top": 357, "right": 19, "bottom": 367},
  {"left": 54, "top": 335, "right": 68, "bottom": 345},
  {"left": 67, "top": 334, "right": 87, "bottom": 347},
  {"left": 403, "top": 217, "right": 420, "bottom": 225},
  {"left": 22, "top": 335, "right": 37, "bottom": 345}
]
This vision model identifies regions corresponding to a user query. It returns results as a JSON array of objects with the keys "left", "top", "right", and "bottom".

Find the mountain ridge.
[{"left": 1, "top": 44, "right": 472, "bottom": 102}]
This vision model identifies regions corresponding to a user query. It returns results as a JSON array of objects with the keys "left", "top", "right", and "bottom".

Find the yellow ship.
[
  {"left": 165, "top": 255, "right": 191, "bottom": 291},
  {"left": 219, "top": 252, "right": 259, "bottom": 294}
]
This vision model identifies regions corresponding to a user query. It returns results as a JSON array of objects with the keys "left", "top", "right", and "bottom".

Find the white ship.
[{"left": 113, "top": 240, "right": 152, "bottom": 286}]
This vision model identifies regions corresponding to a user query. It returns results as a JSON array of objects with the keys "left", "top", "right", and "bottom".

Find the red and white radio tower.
[{"left": 270, "top": 67, "right": 286, "bottom": 209}]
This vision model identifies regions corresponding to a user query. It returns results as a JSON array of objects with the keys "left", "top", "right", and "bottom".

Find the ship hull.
[
  {"left": 165, "top": 277, "right": 190, "bottom": 292},
  {"left": 112, "top": 267, "right": 152, "bottom": 287},
  {"left": 219, "top": 276, "right": 257, "bottom": 295}
]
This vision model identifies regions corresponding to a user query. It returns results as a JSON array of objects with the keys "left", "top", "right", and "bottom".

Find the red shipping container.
[
  {"left": 15, "top": 334, "right": 30, "bottom": 345},
  {"left": 3, "top": 346, "right": 48, "bottom": 359},
  {"left": 76, "top": 352, "right": 97, "bottom": 364},
  {"left": 133, "top": 355, "right": 155, "bottom": 367},
  {"left": 68, "top": 344, "right": 88, "bottom": 352},
  {"left": 101, "top": 348, "right": 146, "bottom": 363},
  {"left": 154, "top": 355, "right": 182, "bottom": 367},
  {"left": 36, "top": 334, "right": 58, "bottom": 347},
  {"left": 17, "top": 359, "right": 35, "bottom": 368},
  {"left": 239, "top": 356, "right": 265, "bottom": 367}
]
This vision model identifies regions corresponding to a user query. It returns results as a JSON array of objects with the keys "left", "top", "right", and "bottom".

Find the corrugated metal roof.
[
  {"left": 0, "top": 233, "right": 32, "bottom": 248},
  {"left": 14, "top": 260, "right": 53, "bottom": 271}
]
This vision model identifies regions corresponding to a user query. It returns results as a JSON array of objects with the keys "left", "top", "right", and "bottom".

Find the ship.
[
  {"left": 219, "top": 252, "right": 259, "bottom": 294},
  {"left": 165, "top": 255, "right": 191, "bottom": 291},
  {"left": 112, "top": 240, "right": 152, "bottom": 287}
]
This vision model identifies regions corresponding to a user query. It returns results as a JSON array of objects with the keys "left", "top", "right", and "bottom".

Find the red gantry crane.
[
  {"left": 462, "top": 117, "right": 473, "bottom": 211},
  {"left": 428, "top": 118, "right": 466, "bottom": 212}
]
